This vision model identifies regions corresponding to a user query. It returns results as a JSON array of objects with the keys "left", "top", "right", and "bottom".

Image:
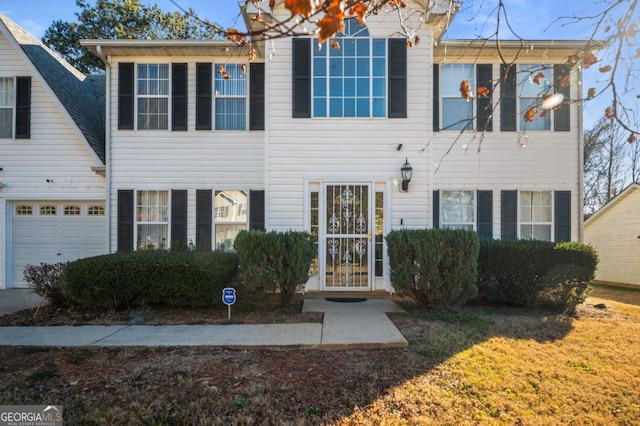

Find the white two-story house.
[{"left": 1, "top": 1, "right": 586, "bottom": 292}]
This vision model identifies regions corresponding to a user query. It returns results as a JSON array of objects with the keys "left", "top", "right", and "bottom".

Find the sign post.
[{"left": 222, "top": 288, "right": 236, "bottom": 319}]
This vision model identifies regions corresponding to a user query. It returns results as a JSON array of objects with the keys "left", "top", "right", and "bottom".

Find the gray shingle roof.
[{"left": 0, "top": 14, "right": 105, "bottom": 163}]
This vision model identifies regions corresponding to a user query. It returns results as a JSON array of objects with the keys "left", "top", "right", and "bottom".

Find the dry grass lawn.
[{"left": 0, "top": 284, "right": 638, "bottom": 425}]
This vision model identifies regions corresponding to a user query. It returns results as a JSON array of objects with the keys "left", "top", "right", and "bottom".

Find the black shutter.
[
  {"left": 15, "top": 76, "right": 30, "bottom": 139},
  {"left": 292, "top": 38, "right": 311, "bottom": 118},
  {"left": 432, "top": 190, "right": 440, "bottom": 229},
  {"left": 388, "top": 39, "right": 407, "bottom": 118},
  {"left": 118, "top": 63, "right": 135, "bottom": 130},
  {"left": 117, "top": 190, "right": 134, "bottom": 252},
  {"left": 501, "top": 190, "right": 518, "bottom": 240},
  {"left": 554, "top": 64, "right": 571, "bottom": 132},
  {"left": 171, "top": 190, "right": 188, "bottom": 246},
  {"left": 433, "top": 64, "right": 440, "bottom": 132},
  {"left": 196, "top": 190, "right": 212, "bottom": 250},
  {"left": 172, "top": 63, "right": 187, "bottom": 131},
  {"left": 477, "top": 190, "right": 493, "bottom": 238},
  {"left": 477, "top": 64, "right": 493, "bottom": 132},
  {"left": 249, "top": 63, "right": 265, "bottom": 130},
  {"left": 196, "top": 63, "right": 212, "bottom": 130},
  {"left": 500, "top": 64, "right": 516, "bottom": 131},
  {"left": 250, "top": 190, "right": 265, "bottom": 231},
  {"left": 554, "top": 191, "right": 571, "bottom": 242}
]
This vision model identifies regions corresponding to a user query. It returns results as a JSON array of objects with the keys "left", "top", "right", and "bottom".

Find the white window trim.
[
  {"left": 213, "top": 63, "right": 249, "bottom": 132},
  {"left": 134, "top": 190, "right": 171, "bottom": 249},
  {"left": 0, "top": 76, "right": 15, "bottom": 139},
  {"left": 440, "top": 189, "right": 476, "bottom": 230},
  {"left": 135, "top": 63, "right": 171, "bottom": 131},
  {"left": 517, "top": 190, "right": 554, "bottom": 241}
]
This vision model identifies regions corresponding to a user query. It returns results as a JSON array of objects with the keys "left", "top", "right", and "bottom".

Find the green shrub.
[
  {"left": 23, "top": 262, "right": 68, "bottom": 307},
  {"left": 62, "top": 251, "right": 239, "bottom": 310},
  {"left": 234, "top": 230, "right": 315, "bottom": 306},
  {"left": 477, "top": 239, "right": 598, "bottom": 313},
  {"left": 386, "top": 229, "right": 479, "bottom": 310}
]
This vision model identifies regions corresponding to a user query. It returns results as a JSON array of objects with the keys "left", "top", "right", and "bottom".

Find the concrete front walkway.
[
  {"left": 0, "top": 297, "right": 408, "bottom": 349},
  {"left": 0, "top": 289, "right": 45, "bottom": 316}
]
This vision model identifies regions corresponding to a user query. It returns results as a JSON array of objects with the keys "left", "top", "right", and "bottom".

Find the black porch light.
[{"left": 400, "top": 158, "right": 413, "bottom": 192}]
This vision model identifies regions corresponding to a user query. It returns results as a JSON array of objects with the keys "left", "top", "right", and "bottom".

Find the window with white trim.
[
  {"left": 441, "top": 190, "right": 475, "bottom": 230},
  {"left": 0, "top": 77, "right": 13, "bottom": 138},
  {"left": 519, "top": 190, "right": 552, "bottom": 241},
  {"left": 137, "top": 64, "right": 169, "bottom": 130},
  {"left": 312, "top": 19, "right": 386, "bottom": 118},
  {"left": 215, "top": 64, "right": 247, "bottom": 130},
  {"left": 518, "top": 64, "right": 551, "bottom": 131},
  {"left": 214, "top": 190, "right": 248, "bottom": 251},
  {"left": 15, "top": 204, "right": 33, "bottom": 216},
  {"left": 88, "top": 205, "right": 105, "bottom": 216},
  {"left": 40, "top": 205, "right": 57, "bottom": 216},
  {"left": 64, "top": 205, "right": 81, "bottom": 216},
  {"left": 441, "top": 64, "right": 474, "bottom": 130},
  {"left": 136, "top": 190, "right": 169, "bottom": 249}
]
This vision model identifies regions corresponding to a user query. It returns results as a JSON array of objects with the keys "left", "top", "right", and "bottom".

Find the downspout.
[
  {"left": 96, "top": 45, "right": 112, "bottom": 252},
  {"left": 577, "top": 67, "right": 584, "bottom": 243}
]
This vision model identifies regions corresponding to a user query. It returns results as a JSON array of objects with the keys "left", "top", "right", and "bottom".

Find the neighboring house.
[
  {"left": 0, "top": 14, "right": 106, "bottom": 289},
  {"left": 584, "top": 183, "right": 640, "bottom": 287},
  {"left": 78, "top": 0, "right": 586, "bottom": 294}
]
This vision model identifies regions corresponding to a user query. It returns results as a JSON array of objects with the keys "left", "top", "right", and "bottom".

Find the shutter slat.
[
  {"left": 477, "top": 190, "right": 493, "bottom": 238},
  {"left": 388, "top": 39, "right": 407, "bottom": 118},
  {"left": 196, "top": 63, "right": 212, "bottom": 130},
  {"left": 476, "top": 64, "right": 493, "bottom": 132},
  {"left": 433, "top": 190, "right": 440, "bottom": 229},
  {"left": 554, "top": 191, "right": 571, "bottom": 242},
  {"left": 292, "top": 39, "right": 311, "bottom": 118},
  {"left": 554, "top": 64, "right": 571, "bottom": 132},
  {"left": 171, "top": 190, "right": 188, "bottom": 246},
  {"left": 117, "top": 190, "right": 134, "bottom": 252},
  {"left": 15, "top": 76, "right": 30, "bottom": 139},
  {"left": 250, "top": 190, "right": 265, "bottom": 231},
  {"left": 118, "top": 63, "right": 134, "bottom": 130},
  {"left": 500, "top": 65, "right": 516, "bottom": 131},
  {"left": 196, "top": 190, "right": 212, "bottom": 250},
  {"left": 250, "top": 63, "right": 265, "bottom": 130},
  {"left": 172, "top": 63, "right": 188, "bottom": 131},
  {"left": 501, "top": 190, "right": 517, "bottom": 240}
]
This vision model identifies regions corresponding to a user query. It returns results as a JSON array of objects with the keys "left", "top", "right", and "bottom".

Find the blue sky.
[{"left": 0, "top": 0, "right": 630, "bottom": 127}]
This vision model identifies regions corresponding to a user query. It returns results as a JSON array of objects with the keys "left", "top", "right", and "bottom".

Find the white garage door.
[{"left": 10, "top": 201, "right": 107, "bottom": 288}]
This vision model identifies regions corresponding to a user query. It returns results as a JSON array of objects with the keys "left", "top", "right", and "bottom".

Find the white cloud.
[{"left": 19, "top": 19, "right": 45, "bottom": 39}]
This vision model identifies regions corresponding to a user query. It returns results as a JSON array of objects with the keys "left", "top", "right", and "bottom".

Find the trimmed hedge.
[
  {"left": 62, "top": 251, "right": 239, "bottom": 310},
  {"left": 234, "top": 230, "right": 315, "bottom": 306},
  {"left": 477, "top": 239, "right": 598, "bottom": 313},
  {"left": 386, "top": 229, "right": 480, "bottom": 309}
]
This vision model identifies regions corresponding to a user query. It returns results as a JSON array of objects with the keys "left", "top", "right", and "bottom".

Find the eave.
[
  {"left": 434, "top": 39, "right": 594, "bottom": 61},
  {"left": 80, "top": 39, "right": 256, "bottom": 59}
]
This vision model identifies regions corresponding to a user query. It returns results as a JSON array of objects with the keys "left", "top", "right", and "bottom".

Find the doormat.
[{"left": 325, "top": 297, "right": 367, "bottom": 303}]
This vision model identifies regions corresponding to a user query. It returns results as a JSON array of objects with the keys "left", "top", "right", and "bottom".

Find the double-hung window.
[
  {"left": 312, "top": 19, "right": 386, "bottom": 118},
  {"left": 0, "top": 77, "right": 14, "bottom": 138},
  {"left": 518, "top": 64, "right": 551, "bottom": 131},
  {"left": 136, "top": 190, "right": 169, "bottom": 249},
  {"left": 137, "top": 64, "right": 169, "bottom": 130},
  {"left": 519, "top": 190, "right": 552, "bottom": 241},
  {"left": 441, "top": 190, "right": 475, "bottom": 230},
  {"left": 440, "top": 64, "right": 474, "bottom": 130},
  {"left": 214, "top": 190, "right": 248, "bottom": 251},
  {"left": 215, "top": 64, "right": 247, "bottom": 130}
]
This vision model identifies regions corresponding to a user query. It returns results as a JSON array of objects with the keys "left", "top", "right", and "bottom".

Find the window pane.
[
  {"left": 441, "top": 64, "right": 474, "bottom": 96},
  {"left": 0, "top": 109, "right": 12, "bottom": 138},
  {"left": 137, "top": 224, "right": 168, "bottom": 249},
  {"left": 215, "top": 98, "right": 247, "bottom": 130},
  {"left": 215, "top": 64, "right": 246, "bottom": 96},
  {"left": 214, "top": 191, "right": 248, "bottom": 223},
  {"left": 442, "top": 98, "right": 473, "bottom": 130},
  {"left": 441, "top": 190, "right": 475, "bottom": 226},
  {"left": 520, "top": 99, "right": 550, "bottom": 130},
  {"left": 518, "top": 65, "right": 551, "bottom": 97},
  {"left": 0, "top": 78, "right": 13, "bottom": 138}
]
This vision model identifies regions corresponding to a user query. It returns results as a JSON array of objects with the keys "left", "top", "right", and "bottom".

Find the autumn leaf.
[
  {"left": 241, "top": 64, "right": 247, "bottom": 74},
  {"left": 524, "top": 107, "right": 537, "bottom": 122},
  {"left": 253, "top": 14, "right": 264, "bottom": 23},
  {"left": 414, "top": 36, "right": 420, "bottom": 46},
  {"left": 587, "top": 88, "right": 596, "bottom": 99},
  {"left": 477, "top": 86, "right": 489, "bottom": 97},
  {"left": 533, "top": 72, "right": 545, "bottom": 85},
  {"left": 285, "top": 0, "right": 314, "bottom": 18},
  {"left": 349, "top": 2, "right": 367, "bottom": 25},
  {"left": 460, "top": 80, "right": 472, "bottom": 99},
  {"left": 559, "top": 75, "right": 570, "bottom": 88},
  {"left": 248, "top": 47, "right": 256, "bottom": 62},
  {"left": 567, "top": 54, "right": 579, "bottom": 65},
  {"left": 317, "top": 0, "right": 345, "bottom": 44},
  {"left": 605, "top": 107, "right": 615, "bottom": 120},
  {"left": 628, "top": 133, "right": 637, "bottom": 143},
  {"left": 329, "top": 39, "right": 340, "bottom": 50},
  {"left": 269, "top": 0, "right": 276, "bottom": 10},
  {"left": 218, "top": 65, "right": 230, "bottom": 80},
  {"left": 581, "top": 52, "right": 598, "bottom": 68},
  {"left": 227, "top": 28, "right": 246, "bottom": 45},
  {"left": 599, "top": 65, "right": 612, "bottom": 73},
  {"left": 540, "top": 109, "right": 548, "bottom": 118},
  {"left": 604, "top": 25, "right": 610, "bottom": 33}
]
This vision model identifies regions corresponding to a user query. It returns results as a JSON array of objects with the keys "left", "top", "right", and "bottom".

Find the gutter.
[
  {"left": 578, "top": 67, "right": 584, "bottom": 243},
  {"left": 96, "top": 45, "right": 112, "bottom": 253}
]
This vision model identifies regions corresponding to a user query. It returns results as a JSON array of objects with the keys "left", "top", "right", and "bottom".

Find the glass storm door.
[{"left": 324, "top": 184, "right": 372, "bottom": 289}]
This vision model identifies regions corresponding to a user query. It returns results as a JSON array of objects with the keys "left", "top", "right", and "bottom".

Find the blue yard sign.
[{"left": 222, "top": 288, "right": 236, "bottom": 319}]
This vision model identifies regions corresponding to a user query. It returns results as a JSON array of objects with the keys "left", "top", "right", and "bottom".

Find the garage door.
[{"left": 10, "top": 201, "right": 107, "bottom": 288}]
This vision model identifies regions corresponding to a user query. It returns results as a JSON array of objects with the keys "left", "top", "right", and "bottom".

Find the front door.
[{"left": 323, "top": 184, "right": 372, "bottom": 289}]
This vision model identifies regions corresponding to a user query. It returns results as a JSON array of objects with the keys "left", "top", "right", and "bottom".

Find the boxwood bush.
[
  {"left": 234, "top": 230, "right": 315, "bottom": 306},
  {"left": 62, "top": 251, "right": 239, "bottom": 310},
  {"left": 477, "top": 239, "right": 598, "bottom": 313},
  {"left": 386, "top": 229, "right": 480, "bottom": 310}
]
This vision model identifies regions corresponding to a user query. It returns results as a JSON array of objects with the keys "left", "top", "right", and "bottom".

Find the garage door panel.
[{"left": 10, "top": 202, "right": 107, "bottom": 288}]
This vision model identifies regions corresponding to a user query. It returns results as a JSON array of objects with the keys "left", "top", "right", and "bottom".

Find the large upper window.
[
  {"left": 519, "top": 190, "right": 552, "bottom": 241},
  {"left": 0, "top": 77, "right": 14, "bottom": 138},
  {"left": 137, "top": 64, "right": 169, "bottom": 130},
  {"left": 441, "top": 64, "right": 474, "bottom": 130},
  {"left": 441, "top": 190, "right": 475, "bottom": 230},
  {"left": 518, "top": 64, "right": 551, "bottom": 131},
  {"left": 136, "top": 190, "right": 169, "bottom": 249},
  {"left": 312, "top": 19, "right": 386, "bottom": 118},
  {"left": 214, "top": 190, "right": 248, "bottom": 251},
  {"left": 215, "top": 64, "right": 247, "bottom": 130}
]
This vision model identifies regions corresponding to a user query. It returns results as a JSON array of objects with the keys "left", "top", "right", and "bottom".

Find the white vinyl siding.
[
  {"left": 0, "top": 77, "right": 13, "bottom": 138},
  {"left": 137, "top": 64, "right": 169, "bottom": 130},
  {"left": 214, "top": 64, "right": 246, "bottom": 130}
]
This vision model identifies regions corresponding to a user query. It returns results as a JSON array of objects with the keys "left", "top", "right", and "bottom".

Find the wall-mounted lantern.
[{"left": 400, "top": 158, "right": 413, "bottom": 192}]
